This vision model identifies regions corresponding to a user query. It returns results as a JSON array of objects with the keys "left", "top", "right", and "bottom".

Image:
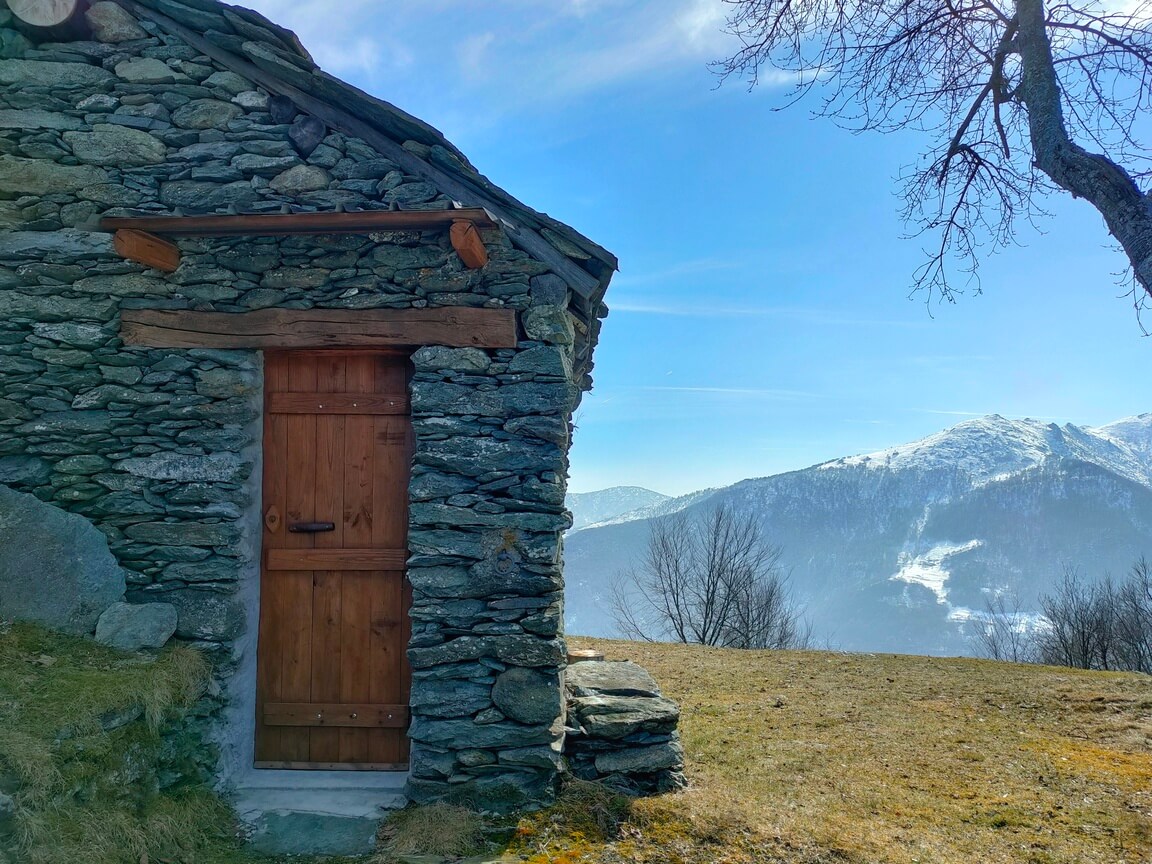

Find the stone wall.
[{"left": 0, "top": 0, "right": 586, "bottom": 811}]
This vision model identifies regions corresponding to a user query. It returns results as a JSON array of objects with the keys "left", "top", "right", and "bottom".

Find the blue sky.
[{"left": 248, "top": 0, "right": 1150, "bottom": 496}]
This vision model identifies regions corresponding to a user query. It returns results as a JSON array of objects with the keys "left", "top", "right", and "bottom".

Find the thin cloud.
[
  {"left": 610, "top": 299, "right": 931, "bottom": 328},
  {"left": 636, "top": 386, "right": 818, "bottom": 399}
]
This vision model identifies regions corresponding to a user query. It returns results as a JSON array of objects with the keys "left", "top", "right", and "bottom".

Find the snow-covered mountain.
[
  {"left": 563, "top": 414, "right": 1152, "bottom": 655},
  {"left": 566, "top": 486, "right": 671, "bottom": 531}
]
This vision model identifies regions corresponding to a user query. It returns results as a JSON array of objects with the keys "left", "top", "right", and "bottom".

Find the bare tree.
[
  {"left": 715, "top": 1, "right": 1152, "bottom": 310},
  {"left": 970, "top": 589, "right": 1037, "bottom": 663},
  {"left": 1035, "top": 565, "right": 1118, "bottom": 669},
  {"left": 1114, "top": 556, "right": 1152, "bottom": 673},
  {"left": 611, "top": 504, "right": 809, "bottom": 649}
]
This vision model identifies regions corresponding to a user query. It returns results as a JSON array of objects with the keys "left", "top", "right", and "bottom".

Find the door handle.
[{"left": 288, "top": 521, "right": 336, "bottom": 533}]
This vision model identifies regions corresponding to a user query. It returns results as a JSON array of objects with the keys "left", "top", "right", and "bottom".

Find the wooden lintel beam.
[
  {"left": 450, "top": 219, "right": 488, "bottom": 269},
  {"left": 113, "top": 229, "right": 181, "bottom": 272},
  {"left": 100, "top": 208, "right": 496, "bottom": 238},
  {"left": 120, "top": 307, "right": 517, "bottom": 350}
]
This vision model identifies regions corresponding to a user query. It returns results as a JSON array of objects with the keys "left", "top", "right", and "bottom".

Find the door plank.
[
  {"left": 255, "top": 353, "right": 289, "bottom": 762},
  {"left": 279, "top": 354, "right": 318, "bottom": 762},
  {"left": 268, "top": 392, "right": 409, "bottom": 414},
  {"left": 264, "top": 703, "right": 409, "bottom": 728}
]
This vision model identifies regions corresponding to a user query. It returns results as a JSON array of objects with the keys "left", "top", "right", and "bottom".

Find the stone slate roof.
[{"left": 111, "top": 0, "right": 616, "bottom": 324}]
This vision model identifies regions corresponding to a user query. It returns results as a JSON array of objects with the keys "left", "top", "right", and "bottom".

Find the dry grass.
[
  {"left": 556, "top": 638, "right": 1152, "bottom": 864},
  {"left": 377, "top": 802, "right": 487, "bottom": 859}
]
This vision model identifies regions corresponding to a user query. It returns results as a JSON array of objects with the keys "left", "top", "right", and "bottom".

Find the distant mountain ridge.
[
  {"left": 565, "top": 486, "right": 671, "bottom": 531},
  {"left": 563, "top": 414, "right": 1152, "bottom": 655}
]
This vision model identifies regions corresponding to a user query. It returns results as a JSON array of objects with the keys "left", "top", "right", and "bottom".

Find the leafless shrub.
[{"left": 611, "top": 504, "right": 809, "bottom": 650}]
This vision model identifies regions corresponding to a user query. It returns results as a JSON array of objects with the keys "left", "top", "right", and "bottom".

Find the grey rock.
[
  {"left": 411, "top": 346, "right": 491, "bottom": 373},
  {"left": 165, "top": 588, "right": 245, "bottom": 641},
  {"left": 79, "top": 183, "right": 144, "bottom": 206},
  {"left": 232, "top": 90, "right": 269, "bottom": 110},
  {"left": 160, "top": 180, "right": 258, "bottom": 211},
  {"left": 566, "top": 660, "right": 662, "bottom": 698},
  {"left": 492, "top": 667, "right": 562, "bottom": 725},
  {"left": 86, "top": 1, "right": 148, "bottom": 42},
  {"left": 172, "top": 99, "right": 243, "bottom": 129},
  {"left": 268, "top": 164, "right": 330, "bottom": 195},
  {"left": 509, "top": 346, "right": 572, "bottom": 378},
  {"left": 593, "top": 740, "right": 684, "bottom": 775},
  {"left": 0, "top": 155, "right": 107, "bottom": 196},
  {"left": 247, "top": 811, "right": 377, "bottom": 857},
  {"left": 72, "top": 385, "right": 170, "bottom": 409},
  {"left": 204, "top": 70, "right": 252, "bottom": 95},
  {"left": 0, "top": 59, "right": 115, "bottom": 89},
  {"left": 0, "top": 484, "right": 125, "bottom": 634},
  {"left": 114, "top": 57, "right": 178, "bottom": 84},
  {"left": 119, "top": 453, "right": 244, "bottom": 483},
  {"left": 95, "top": 601, "right": 178, "bottom": 650},
  {"left": 415, "top": 435, "right": 564, "bottom": 477},
  {"left": 522, "top": 306, "right": 575, "bottom": 345},
  {"left": 64, "top": 124, "right": 167, "bottom": 166},
  {"left": 232, "top": 153, "right": 300, "bottom": 176},
  {"left": 530, "top": 274, "right": 568, "bottom": 307},
  {"left": 33, "top": 322, "right": 111, "bottom": 349},
  {"left": 73, "top": 274, "right": 170, "bottom": 297}
]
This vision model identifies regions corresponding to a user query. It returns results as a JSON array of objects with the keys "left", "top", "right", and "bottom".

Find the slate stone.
[
  {"left": 268, "top": 94, "right": 297, "bottom": 124},
  {"left": 492, "top": 667, "right": 562, "bottom": 725},
  {"left": 0, "top": 59, "right": 115, "bottom": 89},
  {"left": 0, "top": 456, "right": 51, "bottom": 486},
  {"left": 172, "top": 99, "right": 243, "bottom": 129},
  {"left": 95, "top": 601, "right": 178, "bottom": 650},
  {"left": 569, "top": 695, "right": 680, "bottom": 740},
  {"left": 231, "top": 153, "right": 300, "bottom": 176},
  {"left": 72, "top": 385, "right": 170, "bottom": 408},
  {"left": 160, "top": 559, "right": 239, "bottom": 583},
  {"left": 18, "top": 411, "right": 112, "bottom": 435},
  {"left": 73, "top": 274, "right": 170, "bottom": 297},
  {"left": 509, "top": 346, "right": 571, "bottom": 378},
  {"left": 124, "top": 521, "right": 241, "bottom": 547},
  {"left": 33, "top": 322, "right": 111, "bottom": 349},
  {"left": 86, "top": 1, "right": 149, "bottom": 42},
  {"left": 0, "top": 484, "right": 125, "bottom": 634},
  {"left": 119, "top": 453, "right": 245, "bottom": 483},
  {"left": 566, "top": 660, "right": 662, "bottom": 698},
  {"left": 408, "top": 716, "right": 558, "bottom": 750},
  {"left": 593, "top": 740, "right": 684, "bottom": 775},
  {"left": 409, "top": 680, "right": 492, "bottom": 718},
  {"left": 0, "top": 291, "right": 117, "bottom": 322},
  {"left": 0, "top": 156, "right": 108, "bottom": 196},
  {"left": 415, "top": 435, "right": 564, "bottom": 477},
  {"left": 409, "top": 635, "right": 564, "bottom": 670},
  {"left": 288, "top": 115, "right": 326, "bottom": 156},
  {"left": 0, "top": 109, "right": 83, "bottom": 130}
]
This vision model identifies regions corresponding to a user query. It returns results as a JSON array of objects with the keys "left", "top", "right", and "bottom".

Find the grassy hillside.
[
  {"left": 3, "top": 622, "right": 1148, "bottom": 863},
  {"left": 555, "top": 638, "right": 1152, "bottom": 864}
]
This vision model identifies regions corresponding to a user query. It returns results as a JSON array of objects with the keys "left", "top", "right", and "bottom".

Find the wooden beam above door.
[{"left": 120, "top": 307, "right": 517, "bottom": 349}]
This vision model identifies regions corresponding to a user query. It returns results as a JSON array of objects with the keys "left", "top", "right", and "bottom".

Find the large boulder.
[{"left": 0, "top": 485, "right": 125, "bottom": 633}]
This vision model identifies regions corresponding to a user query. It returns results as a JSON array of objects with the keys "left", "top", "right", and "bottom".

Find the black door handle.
[{"left": 288, "top": 521, "right": 336, "bottom": 533}]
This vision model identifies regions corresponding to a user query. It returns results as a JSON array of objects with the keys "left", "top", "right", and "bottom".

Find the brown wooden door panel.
[{"left": 255, "top": 351, "right": 412, "bottom": 769}]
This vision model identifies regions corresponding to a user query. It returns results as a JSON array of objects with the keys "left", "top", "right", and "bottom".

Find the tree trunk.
[{"left": 1015, "top": 0, "right": 1152, "bottom": 301}]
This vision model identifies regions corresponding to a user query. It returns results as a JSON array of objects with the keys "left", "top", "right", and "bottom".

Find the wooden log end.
[
  {"left": 113, "top": 229, "right": 181, "bottom": 273},
  {"left": 450, "top": 219, "right": 489, "bottom": 269},
  {"left": 567, "top": 649, "right": 605, "bottom": 664}
]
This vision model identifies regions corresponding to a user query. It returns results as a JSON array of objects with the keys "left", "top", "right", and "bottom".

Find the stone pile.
[{"left": 564, "top": 660, "right": 686, "bottom": 795}]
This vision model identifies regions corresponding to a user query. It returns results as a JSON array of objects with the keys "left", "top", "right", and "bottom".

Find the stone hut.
[{"left": 0, "top": 0, "right": 618, "bottom": 847}]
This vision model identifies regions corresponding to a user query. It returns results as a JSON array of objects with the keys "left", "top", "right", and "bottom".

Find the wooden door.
[{"left": 255, "top": 351, "right": 413, "bottom": 770}]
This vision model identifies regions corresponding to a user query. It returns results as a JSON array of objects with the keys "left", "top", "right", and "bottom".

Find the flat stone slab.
[{"left": 566, "top": 660, "right": 662, "bottom": 698}]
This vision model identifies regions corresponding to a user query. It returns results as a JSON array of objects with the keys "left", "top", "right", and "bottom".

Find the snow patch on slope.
[{"left": 890, "top": 540, "right": 984, "bottom": 603}]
